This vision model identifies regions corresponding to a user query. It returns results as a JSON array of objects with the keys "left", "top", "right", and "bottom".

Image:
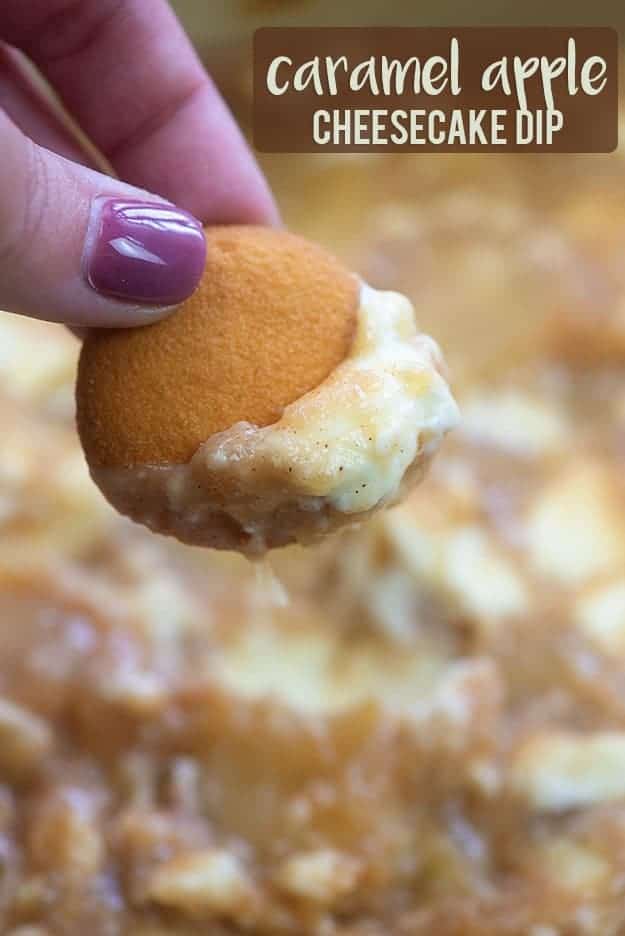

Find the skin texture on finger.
[
  {"left": 0, "top": 45, "right": 97, "bottom": 338},
  {"left": 0, "top": 109, "right": 205, "bottom": 328},
  {"left": 0, "top": 43, "right": 94, "bottom": 164},
  {"left": 0, "top": 0, "right": 278, "bottom": 226}
]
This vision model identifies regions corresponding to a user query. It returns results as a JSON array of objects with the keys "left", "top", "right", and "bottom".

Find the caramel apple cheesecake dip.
[
  {"left": 3, "top": 65, "right": 625, "bottom": 936},
  {"left": 76, "top": 226, "right": 458, "bottom": 555}
]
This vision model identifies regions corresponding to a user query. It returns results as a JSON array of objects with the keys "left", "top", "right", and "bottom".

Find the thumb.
[{"left": 0, "top": 110, "right": 207, "bottom": 327}]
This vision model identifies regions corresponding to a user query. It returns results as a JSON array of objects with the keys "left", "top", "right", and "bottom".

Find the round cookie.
[
  {"left": 76, "top": 226, "right": 459, "bottom": 555},
  {"left": 77, "top": 225, "right": 359, "bottom": 469}
]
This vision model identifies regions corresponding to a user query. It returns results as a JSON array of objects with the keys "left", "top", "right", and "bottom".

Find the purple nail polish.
[{"left": 85, "top": 198, "right": 207, "bottom": 306}]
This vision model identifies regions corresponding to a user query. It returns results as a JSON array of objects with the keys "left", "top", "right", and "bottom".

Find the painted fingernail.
[{"left": 85, "top": 198, "right": 207, "bottom": 306}]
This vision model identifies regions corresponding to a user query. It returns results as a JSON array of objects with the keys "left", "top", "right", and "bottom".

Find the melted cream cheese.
[{"left": 94, "top": 283, "right": 460, "bottom": 554}]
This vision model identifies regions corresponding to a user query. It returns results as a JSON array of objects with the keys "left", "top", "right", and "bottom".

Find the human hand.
[{"left": 0, "top": 0, "right": 278, "bottom": 327}]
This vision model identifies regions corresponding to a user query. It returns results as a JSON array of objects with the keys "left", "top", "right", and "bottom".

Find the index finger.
[{"left": 1, "top": 0, "right": 278, "bottom": 226}]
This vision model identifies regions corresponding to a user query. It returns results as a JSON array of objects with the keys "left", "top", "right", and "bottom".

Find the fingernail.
[{"left": 85, "top": 198, "right": 207, "bottom": 306}]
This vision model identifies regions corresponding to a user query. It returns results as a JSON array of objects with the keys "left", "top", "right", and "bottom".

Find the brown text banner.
[{"left": 253, "top": 27, "right": 618, "bottom": 153}]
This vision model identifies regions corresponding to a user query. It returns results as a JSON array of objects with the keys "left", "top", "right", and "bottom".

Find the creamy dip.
[{"left": 93, "top": 283, "right": 459, "bottom": 554}]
